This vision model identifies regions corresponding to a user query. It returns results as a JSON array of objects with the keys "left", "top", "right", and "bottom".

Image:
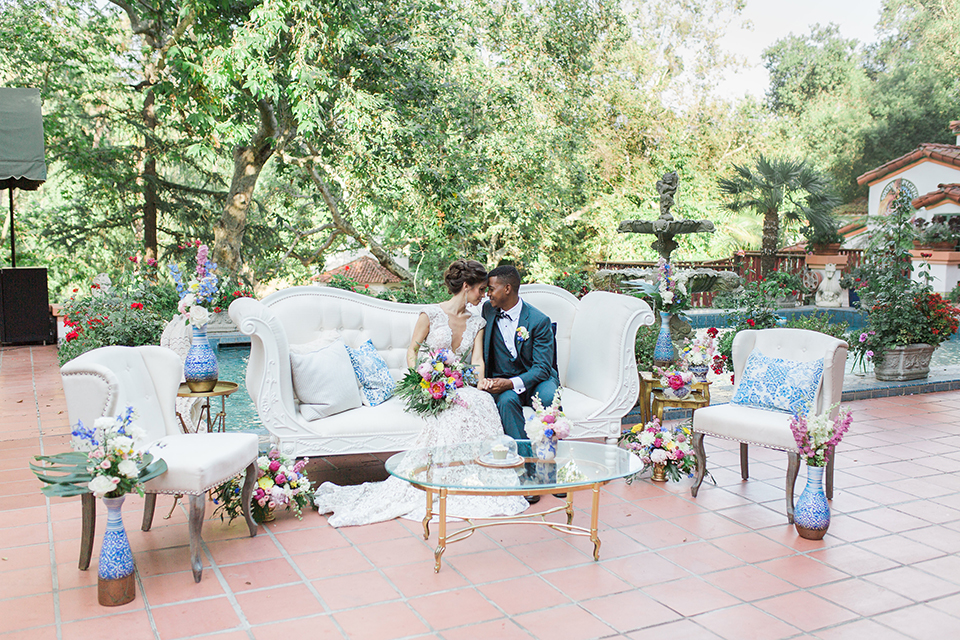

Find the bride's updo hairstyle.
[{"left": 444, "top": 260, "right": 488, "bottom": 294}]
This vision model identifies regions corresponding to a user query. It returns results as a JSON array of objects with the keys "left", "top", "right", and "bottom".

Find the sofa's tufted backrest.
[{"left": 261, "top": 287, "right": 422, "bottom": 378}]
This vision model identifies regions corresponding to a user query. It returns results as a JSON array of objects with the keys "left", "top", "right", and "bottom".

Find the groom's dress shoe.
[{"left": 525, "top": 495, "right": 541, "bottom": 504}]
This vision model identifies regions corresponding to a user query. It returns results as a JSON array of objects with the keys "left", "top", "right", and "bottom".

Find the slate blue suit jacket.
[{"left": 481, "top": 299, "right": 559, "bottom": 392}]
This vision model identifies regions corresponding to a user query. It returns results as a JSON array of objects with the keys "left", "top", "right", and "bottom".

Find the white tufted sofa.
[{"left": 229, "top": 284, "right": 654, "bottom": 458}]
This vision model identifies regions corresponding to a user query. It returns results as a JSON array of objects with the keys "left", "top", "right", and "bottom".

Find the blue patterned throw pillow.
[
  {"left": 731, "top": 351, "right": 824, "bottom": 414},
  {"left": 346, "top": 340, "right": 395, "bottom": 406}
]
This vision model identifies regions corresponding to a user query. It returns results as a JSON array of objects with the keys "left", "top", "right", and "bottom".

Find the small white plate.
[{"left": 476, "top": 451, "right": 524, "bottom": 468}]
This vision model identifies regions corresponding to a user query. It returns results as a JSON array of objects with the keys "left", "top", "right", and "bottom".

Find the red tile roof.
[
  {"left": 318, "top": 256, "right": 403, "bottom": 284},
  {"left": 912, "top": 183, "right": 960, "bottom": 209},
  {"left": 856, "top": 144, "right": 960, "bottom": 186}
]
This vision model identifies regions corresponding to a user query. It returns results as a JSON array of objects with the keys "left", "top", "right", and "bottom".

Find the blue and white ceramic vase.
[
  {"left": 662, "top": 384, "right": 692, "bottom": 400},
  {"left": 184, "top": 324, "right": 219, "bottom": 392},
  {"left": 653, "top": 312, "right": 675, "bottom": 368},
  {"left": 689, "top": 364, "right": 709, "bottom": 382},
  {"left": 534, "top": 437, "right": 558, "bottom": 484},
  {"left": 794, "top": 464, "right": 830, "bottom": 540},
  {"left": 98, "top": 495, "right": 135, "bottom": 606}
]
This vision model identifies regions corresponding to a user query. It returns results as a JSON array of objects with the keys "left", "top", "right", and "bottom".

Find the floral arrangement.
[
  {"left": 679, "top": 327, "right": 720, "bottom": 368},
  {"left": 657, "top": 367, "right": 693, "bottom": 392},
  {"left": 396, "top": 349, "right": 479, "bottom": 416},
  {"left": 625, "top": 258, "right": 690, "bottom": 315},
  {"left": 168, "top": 241, "right": 219, "bottom": 327},
  {"left": 524, "top": 391, "right": 572, "bottom": 445},
  {"left": 618, "top": 418, "right": 696, "bottom": 482},
  {"left": 30, "top": 407, "right": 167, "bottom": 498},
  {"left": 516, "top": 326, "right": 529, "bottom": 342},
  {"left": 212, "top": 450, "right": 314, "bottom": 523},
  {"left": 789, "top": 404, "right": 853, "bottom": 467}
]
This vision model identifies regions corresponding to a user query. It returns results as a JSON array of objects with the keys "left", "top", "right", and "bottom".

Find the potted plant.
[
  {"left": 618, "top": 418, "right": 697, "bottom": 482},
  {"left": 913, "top": 215, "right": 960, "bottom": 250},
  {"left": 801, "top": 222, "right": 845, "bottom": 254},
  {"left": 850, "top": 283, "right": 959, "bottom": 380}
]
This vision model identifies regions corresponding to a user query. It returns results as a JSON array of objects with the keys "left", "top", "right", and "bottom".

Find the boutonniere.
[{"left": 516, "top": 326, "right": 529, "bottom": 343}]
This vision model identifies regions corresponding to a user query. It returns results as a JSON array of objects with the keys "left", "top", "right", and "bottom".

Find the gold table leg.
[
  {"left": 434, "top": 488, "right": 447, "bottom": 572},
  {"left": 565, "top": 494, "right": 575, "bottom": 525},
  {"left": 422, "top": 487, "right": 433, "bottom": 540},
  {"left": 590, "top": 483, "right": 602, "bottom": 561}
]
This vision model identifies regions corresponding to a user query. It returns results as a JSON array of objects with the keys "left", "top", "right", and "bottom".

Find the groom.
[{"left": 479, "top": 265, "right": 560, "bottom": 461}]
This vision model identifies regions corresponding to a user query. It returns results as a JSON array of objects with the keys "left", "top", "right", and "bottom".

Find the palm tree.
[{"left": 718, "top": 155, "right": 840, "bottom": 277}]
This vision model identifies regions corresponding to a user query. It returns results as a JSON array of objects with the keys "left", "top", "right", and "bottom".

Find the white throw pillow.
[
  {"left": 290, "top": 341, "right": 363, "bottom": 420},
  {"left": 289, "top": 330, "right": 341, "bottom": 355}
]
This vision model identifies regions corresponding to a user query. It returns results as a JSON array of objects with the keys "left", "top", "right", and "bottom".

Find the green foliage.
[
  {"left": 58, "top": 264, "right": 176, "bottom": 366},
  {"left": 553, "top": 271, "right": 593, "bottom": 298},
  {"left": 715, "top": 277, "right": 784, "bottom": 361},
  {"left": 634, "top": 322, "right": 659, "bottom": 374},
  {"left": 783, "top": 312, "right": 849, "bottom": 341},
  {"left": 718, "top": 155, "right": 840, "bottom": 276}
]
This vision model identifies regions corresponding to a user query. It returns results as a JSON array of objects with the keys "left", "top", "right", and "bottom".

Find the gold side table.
[
  {"left": 176, "top": 381, "right": 239, "bottom": 433},
  {"left": 641, "top": 372, "right": 712, "bottom": 423},
  {"left": 651, "top": 382, "right": 711, "bottom": 422}
]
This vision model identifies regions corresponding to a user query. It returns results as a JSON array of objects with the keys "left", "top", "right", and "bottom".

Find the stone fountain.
[{"left": 613, "top": 172, "right": 739, "bottom": 366}]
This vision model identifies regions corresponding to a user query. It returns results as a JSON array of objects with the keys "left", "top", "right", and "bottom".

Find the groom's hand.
[{"left": 479, "top": 378, "right": 514, "bottom": 394}]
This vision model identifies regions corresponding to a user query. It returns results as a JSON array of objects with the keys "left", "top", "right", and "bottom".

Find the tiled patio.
[{"left": 3, "top": 344, "right": 960, "bottom": 639}]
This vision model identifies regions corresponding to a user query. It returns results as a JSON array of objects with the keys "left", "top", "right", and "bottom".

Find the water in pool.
[{"left": 216, "top": 345, "right": 268, "bottom": 438}]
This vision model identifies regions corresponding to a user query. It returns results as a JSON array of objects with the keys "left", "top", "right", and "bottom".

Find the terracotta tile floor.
[{"left": 3, "top": 344, "right": 960, "bottom": 639}]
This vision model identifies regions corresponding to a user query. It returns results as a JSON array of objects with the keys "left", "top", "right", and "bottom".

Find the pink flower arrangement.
[
  {"left": 249, "top": 450, "right": 313, "bottom": 522},
  {"left": 618, "top": 418, "right": 696, "bottom": 482},
  {"left": 789, "top": 404, "right": 853, "bottom": 467},
  {"left": 397, "top": 349, "right": 478, "bottom": 416}
]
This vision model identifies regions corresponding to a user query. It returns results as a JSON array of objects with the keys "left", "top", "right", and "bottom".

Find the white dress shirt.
[{"left": 496, "top": 299, "right": 525, "bottom": 394}]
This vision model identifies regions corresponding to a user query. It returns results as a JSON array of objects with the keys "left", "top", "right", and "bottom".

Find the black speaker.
[{"left": 0, "top": 267, "right": 55, "bottom": 344}]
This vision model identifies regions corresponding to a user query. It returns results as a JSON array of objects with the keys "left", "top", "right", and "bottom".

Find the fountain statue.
[
  {"left": 617, "top": 172, "right": 717, "bottom": 262},
  {"left": 613, "top": 172, "right": 737, "bottom": 367}
]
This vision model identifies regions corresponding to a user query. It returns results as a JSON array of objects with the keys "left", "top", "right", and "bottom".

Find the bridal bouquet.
[
  {"left": 212, "top": 450, "right": 314, "bottom": 523},
  {"left": 618, "top": 418, "right": 696, "bottom": 482},
  {"left": 30, "top": 407, "right": 167, "bottom": 498},
  {"left": 524, "top": 391, "right": 572, "bottom": 445},
  {"left": 396, "top": 349, "right": 479, "bottom": 417},
  {"left": 789, "top": 404, "right": 853, "bottom": 467},
  {"left": 168, "top": 241, "right": 219, "bottom": 327}
]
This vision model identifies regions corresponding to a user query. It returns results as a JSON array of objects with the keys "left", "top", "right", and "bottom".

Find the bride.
[{"left": 314, "top": 259, "right": 529, "bottom": 527}]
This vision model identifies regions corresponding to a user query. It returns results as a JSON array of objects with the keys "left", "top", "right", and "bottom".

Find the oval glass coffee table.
[{"left": 385, "top": 440, "right": 642, "bottom": 572}]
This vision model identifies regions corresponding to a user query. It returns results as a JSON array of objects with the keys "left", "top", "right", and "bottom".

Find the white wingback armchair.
[
  {"left": 61, "top": 345, "right": 260, "bottom": 582},
  {"left": 691, "top": 328, "right": 848, "bottom": 523}
]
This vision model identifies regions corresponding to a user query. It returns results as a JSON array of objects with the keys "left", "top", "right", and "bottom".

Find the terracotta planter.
[
  {"left": 812, "top": 243, "right": 842, "bottom": 255},
  {"left": 874, "top": 343, "right": 937, "bottom": 381},
  {"left": 913, "top": 241, "right": 956, "bottom": 251}
]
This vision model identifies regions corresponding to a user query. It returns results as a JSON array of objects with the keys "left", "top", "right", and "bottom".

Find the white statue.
[{"left": 815, "top": 263, "right": 842, "bottom": 308}]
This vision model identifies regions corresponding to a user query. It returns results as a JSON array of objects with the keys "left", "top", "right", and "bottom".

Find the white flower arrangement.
[
  {"left": 516, "top": 326, "right": 529, "bottom": 342},
  {"left": 524, "top": 390, "right": 572, "bottom": 445},
  {"left": 32, "top": 407, "right": 167, "bottom": 500}
]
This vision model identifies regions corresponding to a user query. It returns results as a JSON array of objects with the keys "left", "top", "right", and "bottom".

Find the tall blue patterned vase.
[
  {"left": 794, "top": 465, "right": 830, "bottom": 540},
  {"left": 534, "top": 437, "right": 558, "bottom": 484},
  {"left": 98, "top": 495, "right": 135, "bottom": 606},
  {"left": 653, "top": 312, "right": 675, "bottom": 368},
  {"left": 184, "top": 324, "right": 219, "bottom": 392}
]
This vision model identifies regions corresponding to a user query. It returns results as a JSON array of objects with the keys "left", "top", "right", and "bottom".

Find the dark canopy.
[{"left": 0, "top": 87, "right": 47, "bottom": 191}]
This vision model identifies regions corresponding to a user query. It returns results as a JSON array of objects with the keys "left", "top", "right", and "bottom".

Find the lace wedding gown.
[{"left": 314, "top": 305, "right": 529, "bottom": 527}]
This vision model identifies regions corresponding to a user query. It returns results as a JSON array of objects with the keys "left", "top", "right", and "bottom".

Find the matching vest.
[{"left": 489, "top": 322, "right": 523, "bottom": 378}]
